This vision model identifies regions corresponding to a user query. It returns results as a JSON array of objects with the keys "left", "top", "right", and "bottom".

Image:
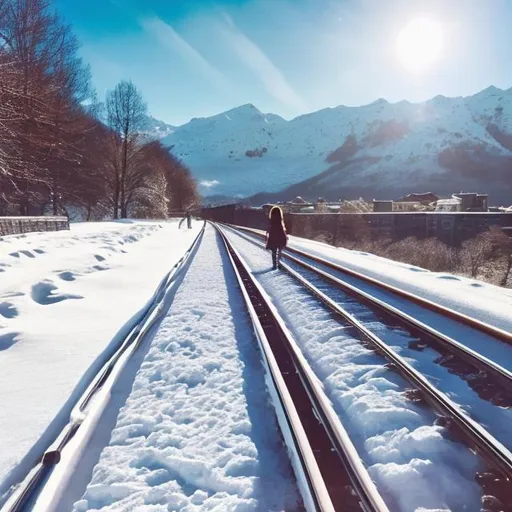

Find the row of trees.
[{"left": 0, "top": 0, "right": 197, "bottom": 219}]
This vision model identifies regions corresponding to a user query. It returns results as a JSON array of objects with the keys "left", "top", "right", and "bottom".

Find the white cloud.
[
  {"left": 218, "top": 13, "right": 306, "bottom": 112},
  {"left": 200, "top": 180, "right": 220, "bottom": 188},
  {"left": 140, "top": 17, "right": 232, "bottom": 93}
]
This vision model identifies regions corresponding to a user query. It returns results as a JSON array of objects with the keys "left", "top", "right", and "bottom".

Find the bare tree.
[
  {"left": 0, "top": 0, "right": 91, "bottom": 214},
  {"left": 0, "top": 53, "right": 24, "bottom": 187},
  {"left": 165, "top": 162, "right": 199, "bottom": 212},
  {"left": 484, "top": 226, "right": 512, "bottom": 286},
  {"left": 0, "top": 2, "right": 197, "bottom": 222},
  {"left": 105, "top": 80, "right": 147, "bottom": 218},
  {"left": 45, "top": 30, "right": 91, "bottom": 215},
  {"left": 460, "top": 233, "right": 492, "bottom": 277},
  {"left": 126, "top": 140, "right": 197, "bottom": 218}
]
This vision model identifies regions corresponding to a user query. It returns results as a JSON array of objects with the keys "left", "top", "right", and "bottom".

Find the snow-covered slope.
[
  {"left": 0, "top": 221, "right": 200, "bottom": 499},
  {"left": 162, "top": 87, "right": 512, "bottom": 202},
  {"left": 143, "top": 115, "right": 175, "bottom": 140}
]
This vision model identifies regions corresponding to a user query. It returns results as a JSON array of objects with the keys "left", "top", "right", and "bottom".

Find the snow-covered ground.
[
  {"left": 71, "top": 224, "right": 300, "bottom": 511},
  {"left": 0, "top": 220, "right": 201, "bottom": 501},
  {"left": 224, "top": 227, "right": 486, "bottom": 512},
  {"left": 286, "top": 234, "right": 512, "bottom": 334},
  {"left": 4, "top": 218, "right": 510, "bottom": 511}
]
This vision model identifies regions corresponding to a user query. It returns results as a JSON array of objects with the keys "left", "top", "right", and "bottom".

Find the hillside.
[
  {"left": 143, "top": 115, "right": 175, "bottom": 140},
  {"left": 162, "top": 87, "right": 512, "bottom": 204}
]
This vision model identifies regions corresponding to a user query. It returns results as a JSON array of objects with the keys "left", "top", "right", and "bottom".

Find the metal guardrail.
[{"left": 0, "top": 217, "right": 69, "bottom": 237}]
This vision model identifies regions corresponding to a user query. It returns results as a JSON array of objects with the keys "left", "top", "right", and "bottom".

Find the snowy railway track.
[
  {"left": 221, "top": 223, "right": 512, "bottom": 509},
  {"left": 215, "top": 224, "right": 390, "bottom": 512},
  {"left": 3, "top": 223, "right": 206, "bottom": 512},
  {"left": 227, "top": 224, "right": 512, "bottom": 408},
  {"left": 231, "top": 225, "right": 512, "bottom": 346}
]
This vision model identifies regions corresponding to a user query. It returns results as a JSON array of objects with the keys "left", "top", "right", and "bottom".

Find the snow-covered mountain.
[
  {"left": 143, "top": 115, "right": 175, "bottom": 140},
  {"left": 162, "top": 87, "right": 512, "bottom": 203}
]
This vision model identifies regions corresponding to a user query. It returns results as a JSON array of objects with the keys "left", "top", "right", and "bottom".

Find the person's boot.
[{"left": 272, "top": 252, "right": 277, "bottom": 270}]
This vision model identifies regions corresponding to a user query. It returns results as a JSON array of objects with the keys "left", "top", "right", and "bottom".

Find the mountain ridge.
[
  {"left": 162, "top": 86, "right": 512, "bottom": 204},
  {"left": 143, "top": 115, "right": 175, "bottom": 140}
]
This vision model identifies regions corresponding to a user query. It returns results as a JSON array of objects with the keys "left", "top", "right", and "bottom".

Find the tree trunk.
[
  {"left": 500, "top": 255, "right": 512, "bottom": 287},
  {"left": 120, "top": 135, "right": 128, "bottom": 219},
  {"left": 113, "top": 166, "right": 120, "bottom": 219}
]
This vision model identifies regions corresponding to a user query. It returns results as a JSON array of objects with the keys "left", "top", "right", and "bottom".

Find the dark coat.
[{"left": 266, "top": 220, "right": 287, "bottom": 250}]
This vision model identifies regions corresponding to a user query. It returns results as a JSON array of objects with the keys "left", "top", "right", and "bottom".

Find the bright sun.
[{"left": 396, "top": 17, "right": 443, "bottom": 72}]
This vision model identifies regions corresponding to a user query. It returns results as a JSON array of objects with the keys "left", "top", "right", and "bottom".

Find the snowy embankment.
[
  {"left": 71, "top": 224, "right": 300, "bottom": 511},
  {"left": 0, "top": 220, "right": 200, "bottom": 500},
  {"left": 285, "top": 234, "right": 512, "bottom": 334},
  {"left": 224, "top": 228, "right": 485, "bottom": 512}
]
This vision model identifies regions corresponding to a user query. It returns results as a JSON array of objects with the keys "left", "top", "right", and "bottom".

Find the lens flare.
[{"left": 396, "top": 17, "right": 443, "bottom": 72}]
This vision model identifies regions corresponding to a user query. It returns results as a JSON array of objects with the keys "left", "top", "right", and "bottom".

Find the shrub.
[{"left": 460, "top": 234, "right": 492, "bottom": 277}]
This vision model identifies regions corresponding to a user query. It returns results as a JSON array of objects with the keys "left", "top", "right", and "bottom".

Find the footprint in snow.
[
  {"left": 191, "top": 309, "right": 205, "bottom": 321},
  {"left": 94, "top": 254, "right": 106, "bottom": 262},
  {"left": 31, "top": 281, "right": 83, "bottom": 305},
  {"left": 0, "top": 302, "right": 19, "bottom": 319},
  {"left": 9, "top": 250, "right": 35, "bottom": 259},
  {"left": 0, "top": 332, "right": 20, "bottom": 351},
  {"left": 57, "top": 271, "right": 77, "bottom": 282}
]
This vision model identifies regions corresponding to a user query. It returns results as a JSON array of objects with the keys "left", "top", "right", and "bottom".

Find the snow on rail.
[
  {"left": 0, "top": 221, "right": 201, "bottom": 505},
  {"left": 229, "top": 225, "right": 512, "bottom": 452},
  {"left": 224, "top": 226, "right": 486, "bottom": 511},
  {"left": 282, "top": 248, "right": 512, "bottom": 453},
  {"left": 288, "top": 232, "right": 512, "bottom": 336},
  {"left": 233, "top": 225, "right": 512, "bottom": 336},
  {"left": 68, "top": 225, "right": 300, "bottom": 511},
  {"left": 218, "top": 224, "right": 390, "bottom": 512},
  {"left": 7, "top": 223, "right": 206, "bottom": 512}
]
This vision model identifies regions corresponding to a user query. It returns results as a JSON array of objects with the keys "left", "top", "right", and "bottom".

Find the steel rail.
[
  {"left": 215, "top": 223, "right": 390, "bottom": 512},
  {"left": 283, "top": 244, "right": 512, "bottom": 400},
  {"left": 225, "top": 224, "right": 512, "bottom": 404},
  {"left": 230, "top": 224, "right": 512, "bottom": 345},
  {"left": 3, "top": 222, "right": 206, "bottom": 512},
  {"left": 220, "top": 223, "right": 512, "bottom": 503}
]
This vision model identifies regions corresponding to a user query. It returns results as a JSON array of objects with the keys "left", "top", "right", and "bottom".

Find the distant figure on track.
[
  {"left": 179, "top": 212, "right": 192, "bottom": 229},
  {"left": 266, "top": 206, "right": 287, "bottom": 270}
]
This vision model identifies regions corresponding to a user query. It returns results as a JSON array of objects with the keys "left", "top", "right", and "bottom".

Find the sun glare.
[{"left": 396, "top": 17, "right": 443, "bottom": 72}]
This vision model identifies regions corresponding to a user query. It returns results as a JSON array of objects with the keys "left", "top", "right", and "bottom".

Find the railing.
[
  {"left": 168, "top": 211, "right": 187, "bottom": 219},
  {"left": 201, "top": 205, "right": 512, "bottom": 247},
  {"left": 0, "top": 216, "right": 69, "bottom": 237}
]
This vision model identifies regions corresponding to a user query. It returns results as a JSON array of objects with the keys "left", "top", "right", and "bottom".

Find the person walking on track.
[
  {"left": 179, "top": 212, "right": 192, "bottom": 229},
  {"left": 265, "top": 206, "right": 288, "bottom": 270}
]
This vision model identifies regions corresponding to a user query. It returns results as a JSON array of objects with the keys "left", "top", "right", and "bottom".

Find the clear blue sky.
[{"left": 53, "top": 0, "right": 512, "bottom": 126}]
